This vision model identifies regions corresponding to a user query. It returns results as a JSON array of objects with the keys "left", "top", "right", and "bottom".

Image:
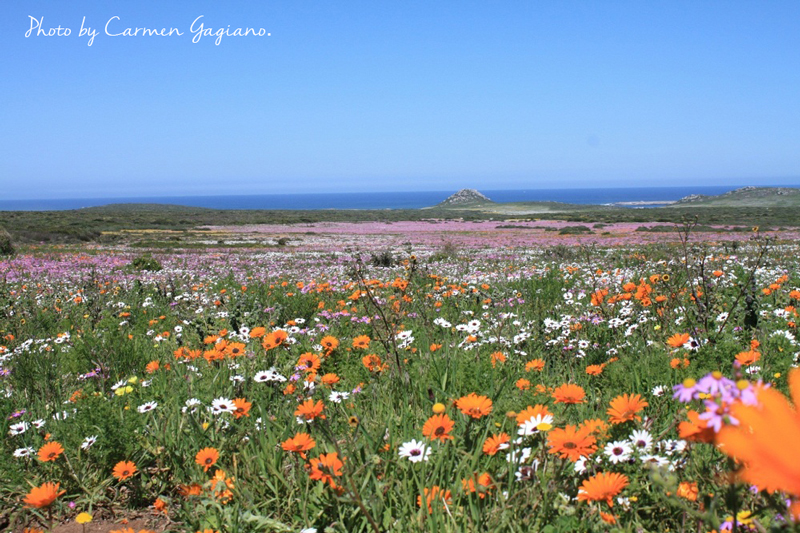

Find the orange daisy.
[
  {"left": 515, "top": 378, "right": 531, "bottom": 390},
  {"left": 112, "top": 460, "right": 137, "bottom": 481},
  {"left": 482, "top": 433, "right": 510, "bottom": 456},
  {"left": 320, "top": 335, "right": 339, "bottom": 354},
  {"left": 23, "top": 482, "right": 65, "bottom": 508},
  {"left": 232, "top": 398, "right": 252, "bottom": 419},
  {"left": 667, "top": 333, "right": 690, "bottom": 348},
  {"left": 585, "top": 364, "right": 604, "bottom": 376},
  {"left": 352, "top": 335, "right": 371, "bottom": 350},
  {"left": 320, "top": 373, "right": 340, "bottom": 386},
  {"left": 297, "top": 352, "right": 322, "bottom": 373},
  {"left": 525, "top": 359, "right": 545, "bottom": 372},
  {"left": 422, "top": 413, "right": 455, "bottom": 442},
  {"left": 249, "top": 326, "right": 266, "bottom": 338},
  {"left": 37, "top": 441, "right": 64, "bottom": 462},
  {"left": 281, "top": 432, "right": 316, "bottom": 455},
  {"left": 262, "top": 330, "right": 288, "bottom": 351},
  {"left": 547, "top": 425, "right": 597, "bottom": 462},
  {"left": 224, "top": 342, "right": 246, "bottom": 358},
  {"left": 362, "top": 354, "right": 386, "bottom": 373},
  {"left": 309, "top": 452, "right": 344, "bottom": 487},
  {"left": 606, "top": 394, "right": 648, "bottom": 424},
  {"left": 552, "top": 384, "right": 586, "bottom": 404},
  {"left": 579, "top": 418, "right": 610, "bottom": 439},
  {"left": 577, "top": 472, "right": 629, "bottom": 507},
  {"left": 455, "top": 393, "right": 493, "bottom": 419},
  {"left": 294, "top": 399, "right": 325, "bottom": 421},
  {"left": 195, "top": 447, "right": 219, "bottom": 472},
  {"left": 735, "top": 350, "right": 761, "bottom": 367}
]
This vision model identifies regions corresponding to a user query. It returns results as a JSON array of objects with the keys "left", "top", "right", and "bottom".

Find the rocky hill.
[
  {"left": 436, "top": 189, "right": 494, "bottom": 208},
  {"left": 673, "top": 186, "right": 800, "bottom": 207}
]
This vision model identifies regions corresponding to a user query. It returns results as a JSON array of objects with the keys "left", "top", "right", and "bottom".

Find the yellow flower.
[
  {"left": 432, "top": 403, "right": 445, "bottom": 414},
  {"left": 127, "top": 376, "right": 139, "bottom": 384},
  {"left": 76, "top": 512, "right": 93, "bottom": 524}
]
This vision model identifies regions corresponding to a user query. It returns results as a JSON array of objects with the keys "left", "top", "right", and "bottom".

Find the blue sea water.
[{"left": 1, "top": 186, "right": 797, "bottom": 211}]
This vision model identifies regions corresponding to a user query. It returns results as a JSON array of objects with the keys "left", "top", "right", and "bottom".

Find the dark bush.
[
  {"left": 130, "top": 254, "right": 162, "bottom": 272},
  {"left": 370, "top": 250, "right": 396, "bottom": 267},
  {"left": 0, "top": 227, "right": 14, "bottom": 256},
  {"left": 558, "top": 225, "right": 592, "bottom": 235}
]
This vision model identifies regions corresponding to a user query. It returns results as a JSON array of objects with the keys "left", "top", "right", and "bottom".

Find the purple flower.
[{"left": 672, "top": 379, "right": 698, "bottom": 403}]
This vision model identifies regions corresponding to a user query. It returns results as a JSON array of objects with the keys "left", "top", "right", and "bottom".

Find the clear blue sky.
[{"left": 2, "top": 1, "right": 800, "bottom": 199}]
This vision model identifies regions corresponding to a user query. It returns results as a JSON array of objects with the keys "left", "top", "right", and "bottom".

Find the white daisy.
[
  {"left": 328, "top": 391, "right": 350, "bottom": 403},
  {"left": 514, "top": 460, "right": 541, "bottom": 481},
  {"left": 506, "top": 446, "right": 532, "bottom": 464},
  {"left": 640, "top": 454, "right": 672, "bottom": 469},
  {"left": 254, "top": 368, "right": 286, "bottom": 383},
  {"left": 573, "top": 455, "right": 589, "bottom": 474},
  {"left": 398, "top": 439, "right": 431, "bottom": 463},
  {"left": 8, "top": 422, "right": 29, "bottom": 436},
  {"left": 138, "top": 401, "right": 158, "bottom": 413},
  {"left": 13, "top": 446, "right": 35, "bottom": 458},
  {"left": 629, "top": 429, "right": 653, "bottom": 452},
  {"left": 603, "top": 440, "right": 632, "bottom": 464},
  {"left": 81, "top": 435, "right": 98, "bottom": 450},
  {"left": 211, "top": 397, "right": 236, "bottom": 415}
]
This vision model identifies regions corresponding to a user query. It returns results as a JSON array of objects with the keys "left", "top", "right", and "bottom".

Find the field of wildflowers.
[{"left": 2, "top": 223, "right": 800, "bottom": 532}]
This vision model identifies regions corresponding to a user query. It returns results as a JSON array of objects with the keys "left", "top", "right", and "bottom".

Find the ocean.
[{"left": 1, "top": 185, "right": 796, "bottom": 211}]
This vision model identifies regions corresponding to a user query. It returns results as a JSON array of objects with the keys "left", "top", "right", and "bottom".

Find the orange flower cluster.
[{"left": 262, "top": 329, "right": 288, "bottom": 351}]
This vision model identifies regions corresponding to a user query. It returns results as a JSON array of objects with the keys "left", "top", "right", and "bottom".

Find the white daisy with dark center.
[
  {"left": 603, "top": 440, "right": 632, "bottom": 463},
  {"left": 398, "top": 439, "right": 431, "bottom": 463}
]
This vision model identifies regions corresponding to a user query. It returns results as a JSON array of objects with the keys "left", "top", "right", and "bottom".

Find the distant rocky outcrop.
[
  {"left": 673, "top": 186, "right": 800, "bottom": 207},
  {"left": 437, "top": 189, "right": 494, "bottom": 208}
]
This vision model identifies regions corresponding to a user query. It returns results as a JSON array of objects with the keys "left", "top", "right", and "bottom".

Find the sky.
[{"left": 2, "top": 1, "right": 800, "bottom": 199}]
